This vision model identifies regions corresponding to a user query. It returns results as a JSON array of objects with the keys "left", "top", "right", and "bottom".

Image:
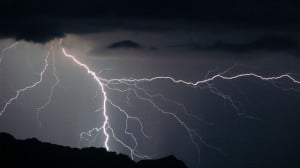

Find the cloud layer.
[{"left": 1, "top": 0, "right": 300, "bottom": 43}]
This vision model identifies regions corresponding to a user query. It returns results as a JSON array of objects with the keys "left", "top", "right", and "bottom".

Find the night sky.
[{"left": 1, "top": 0, "right": 300, "bottom": 168}]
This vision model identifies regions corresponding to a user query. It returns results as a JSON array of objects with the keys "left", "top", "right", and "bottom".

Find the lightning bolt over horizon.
[{"left": 1, "top": 41, "right": 300, "bottom": 165}]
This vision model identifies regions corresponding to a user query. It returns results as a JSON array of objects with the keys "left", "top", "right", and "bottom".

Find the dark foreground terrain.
[{"left": 0, "top": 133, "right": 186, "bottom": 168}]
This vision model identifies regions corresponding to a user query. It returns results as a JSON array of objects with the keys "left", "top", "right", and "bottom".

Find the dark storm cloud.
[
  {"left": 0, "top": 19, "right": 65, "bottom": 43},
  {"left": 108, "top": 40, "right": 143, "bottom": 49},
  {"left": 171, "top": 34, "right": 300, "bottom": 53},
  {"left": 1, "top": 0, "right": 300, "bottom": 42}
]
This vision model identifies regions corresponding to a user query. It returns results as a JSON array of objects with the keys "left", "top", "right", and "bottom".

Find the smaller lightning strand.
[
  {"left": 0, "top": 42, "right": 19, "bottom": 64},
  {"left": 0, "top": 50, "right": 50, "bottom": 116},
  {"left": 79, "top": 127, "right": 103, "bottom": 147},
  {"left": 36, "top": 45, "right": 60, "bottom": 127},
  {"left": 0, "top": 42, "right": 19, "bottom": 104}
]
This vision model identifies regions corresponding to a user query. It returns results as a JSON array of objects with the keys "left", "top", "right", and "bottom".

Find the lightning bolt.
[
  {"left": 0, "top": 42, "right": 21, "bottom": 108},
  {"left": 0, "top": 49, "right": 50, "bottom": 116},
  {"left": 62, "top": 48, "right": 111, "bottom": 151},
  {"left": 1, "top": 41, "right": 300, "bottom": 166},
  {"left": 36, "top": 45, "right": 60, "bottom": 128}
]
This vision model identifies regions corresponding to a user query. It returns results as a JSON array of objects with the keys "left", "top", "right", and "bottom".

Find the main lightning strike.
[{"left": 62, "top": 48, "right": 110, "bottom": 150}]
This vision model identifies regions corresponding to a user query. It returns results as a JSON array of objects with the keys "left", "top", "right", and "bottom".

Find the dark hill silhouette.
[{"left": 0, "top": 133, "right": 186, "bottom": 168}]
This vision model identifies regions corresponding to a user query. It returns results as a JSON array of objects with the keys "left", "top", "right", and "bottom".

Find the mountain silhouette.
[{"left": 0, "top": 132, "right": 186, "bottom": 168}]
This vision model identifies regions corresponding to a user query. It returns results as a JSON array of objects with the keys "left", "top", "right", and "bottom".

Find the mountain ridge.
[{"left": 0, "top": 132, "right": 187, "bottom": 168}]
